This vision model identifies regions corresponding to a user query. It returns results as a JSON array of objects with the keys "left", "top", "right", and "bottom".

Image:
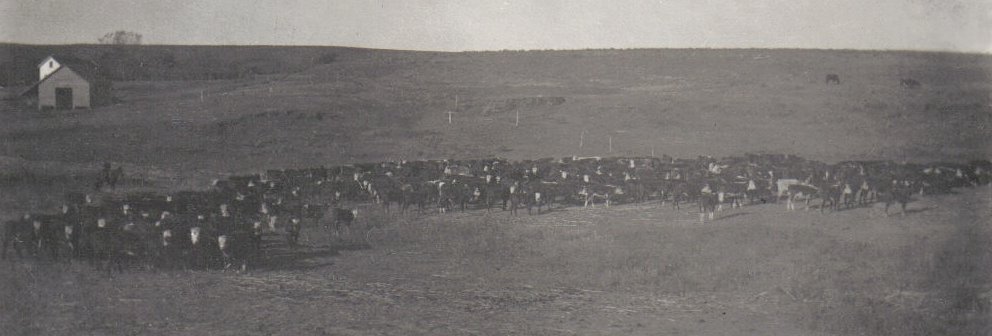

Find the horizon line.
[{"left": 2, "top": 42, "right": 990, "bottom": 56}]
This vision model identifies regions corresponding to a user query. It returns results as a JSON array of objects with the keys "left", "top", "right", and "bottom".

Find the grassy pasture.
[
  {"left": 0, "top": 47, "right": 990, "bottom": 334},
  {"left": 1, "top": 187, "right": 990, "bottom": 335}
]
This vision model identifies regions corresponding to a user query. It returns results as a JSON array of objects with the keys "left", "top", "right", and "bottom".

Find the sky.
[{"left": 1, "top": 0, "right": 990, "bottom": 53}]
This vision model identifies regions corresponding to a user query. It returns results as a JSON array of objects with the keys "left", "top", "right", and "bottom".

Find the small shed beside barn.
[{"left": 21, "top": 55, "right": 112, "bottom": 110}]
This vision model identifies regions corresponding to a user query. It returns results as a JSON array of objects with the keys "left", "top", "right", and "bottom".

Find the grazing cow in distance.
[
  {"left": 825, "top": 74, "right": 841, "bottom": 85},
  {"left": 900, "top": 78, "right": 921, "bottom": 89}
]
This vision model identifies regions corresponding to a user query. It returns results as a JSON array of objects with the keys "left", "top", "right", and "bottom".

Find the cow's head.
[
  {"left": 166, "top": 195, "right": 173, "bottom": 203},
  {"left": 161, "top": 230, "right": 173, "bottom": 246},
  {"left": 268, "top": 216, "right": 278, "bottom": 231},
  {"left": 217, "top": 235, "right": 229, "bottom": 251},
  {"left": 190, "top": 227, "right": 201, "bottom": 245},
  {"left": 61, "top": 204, "right": 69, "bottom": 214},
  {"left": 97, "top": 218, "right": 107, "bottom": 228},
  {"left": 64, "top": 225, "right": 74, "bottom": 238}
]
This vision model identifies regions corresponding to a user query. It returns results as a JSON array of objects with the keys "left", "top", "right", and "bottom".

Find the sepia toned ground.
[{"left": 0, "top": 48, "right": 990, "bottom": 335}]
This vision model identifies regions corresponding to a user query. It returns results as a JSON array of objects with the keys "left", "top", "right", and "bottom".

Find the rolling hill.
[{"left": 0, "top": 45, "right": 989, "bottom": 187}]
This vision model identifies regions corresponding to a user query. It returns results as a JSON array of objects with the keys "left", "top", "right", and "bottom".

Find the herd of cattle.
[{"left": 3, "top": 154, "right": 990, "bottom": 272}]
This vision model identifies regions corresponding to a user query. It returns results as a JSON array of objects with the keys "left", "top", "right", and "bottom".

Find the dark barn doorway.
[{"left": 55, "top": 87, "right": 73, "bottom": 109}]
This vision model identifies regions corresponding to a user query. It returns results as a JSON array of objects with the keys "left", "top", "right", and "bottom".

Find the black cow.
[
  {"left": 87, "top": 224, "right": 145, "bottom": 273},
  {"left": 217, "top": 232, "right": 257, "bottom": 272},
  {"left": 329, "top": 208, "right": 358, "bottom": 239},
  {"left": 880, "top": 181, "right": 914, "bottom": 216},
  {"left": 825, "top": 74, "right": 840, "bottom": 85},
  {"left": 900, "top": 78, "right": 921, "bottom": 89},
  {"left": 698, "top": 191, "right": 718, "bottom": 222}
]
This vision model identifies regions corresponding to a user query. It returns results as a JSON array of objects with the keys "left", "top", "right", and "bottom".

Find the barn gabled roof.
[{"left": 41, "top": 55, "right": 107, "bottom": 83}]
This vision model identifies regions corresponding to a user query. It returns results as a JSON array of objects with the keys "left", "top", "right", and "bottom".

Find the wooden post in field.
[
  {"left": 652, "top": 146, "right": 655, "bottom": 157},
  {"left": 448, "top": 95, "right": 458, "bottom": 124},
  {"left": 609, "top": 135, "right": 613, "bottom": 153},
  {"left": 579, "top": 130, "right": 584, "bottom": 149},
  {"left": 515, "top": 110, "right": 519, "bottom": 127},
  {"left": 200, "top": 90, "right": 204, "bottom": 102}
]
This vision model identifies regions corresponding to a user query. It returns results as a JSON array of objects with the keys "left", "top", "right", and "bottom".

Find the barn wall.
[{"left": 38, "top": 67, "right": 90, "bottom": 109}]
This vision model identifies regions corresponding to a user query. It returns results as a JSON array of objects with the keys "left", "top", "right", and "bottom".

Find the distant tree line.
[{"left": 99, "top": 31, "right": 143, "bottom": 45}]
